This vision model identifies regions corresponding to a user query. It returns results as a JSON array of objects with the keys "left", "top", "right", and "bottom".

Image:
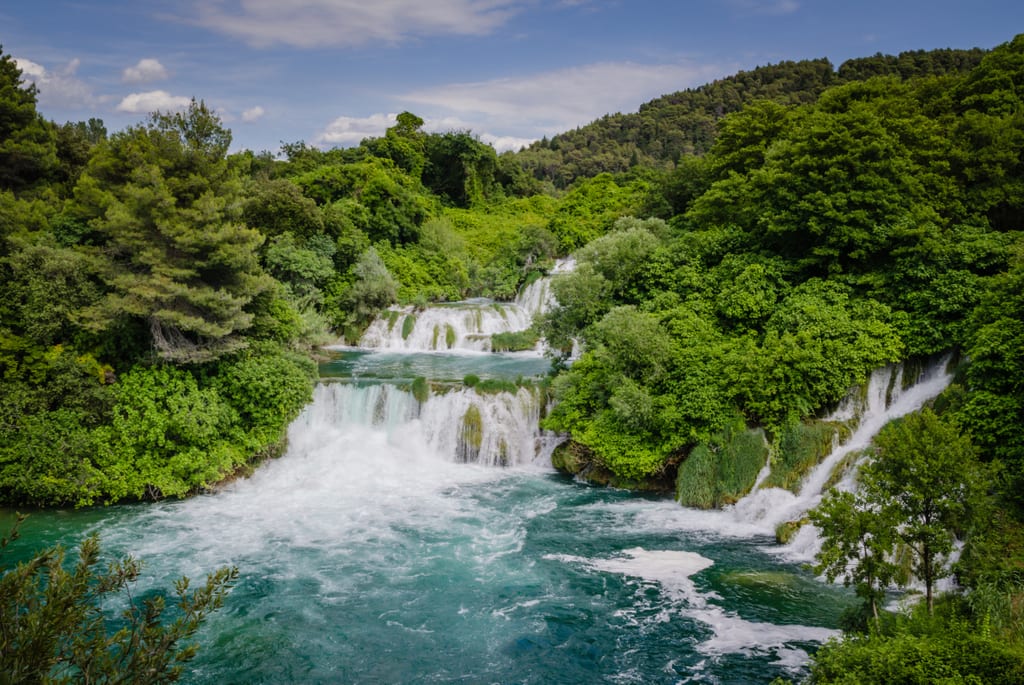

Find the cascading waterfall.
[
  {"left": 667, "top": 355, "right": 955, "bottom": 552},
  {"left": 514, "top": 257, "right": 576, "bottom": 319},
  {"left": 358, "top": 302, "right": 533, "bottom": 352},
  {"left": 358, "top": 259, "right": 573, "bottom": 352},
  {"left": 302, "top": 381, "right": 557, "bottom": 467}
]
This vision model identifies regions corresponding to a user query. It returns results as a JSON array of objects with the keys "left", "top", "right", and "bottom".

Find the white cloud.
[
  {"left": 117, "top": 90, "right": 192, "bottom": 113},
  {"left": 14, "top": 57, "right": 47, "bottom": 80},
  {"left": 400, "top": 61, "right": 728, "bottom": 137},
  {"left": 14, "top": 56, "right": 98, "bottom": 108},
  {"left": 315, "top": 61, "right": 727, "bottom": 153},
  {"left": 478, "top": 133, "right": 536, "bottom": 153},
  {"left": 122, "top": 58, "right": 169, "bottom": 84},
  {"left": 317, "top": 112, "right": 398, "bottom": 146},
  {"left": 192, "top": 0, "right": 522, "bottom": 48},
  {"left": 241, "top": 105, "right": 266, "bottom": 123}
]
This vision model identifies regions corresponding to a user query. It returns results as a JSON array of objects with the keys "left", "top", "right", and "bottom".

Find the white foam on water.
[{"left": 546, "top": 547, "right": 838, "bottom": 669}]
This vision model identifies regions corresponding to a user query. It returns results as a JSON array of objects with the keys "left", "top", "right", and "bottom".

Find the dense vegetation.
[
  {"left": 512, "top": 47, "right": 985, "bottom": 189},
  {"left": 1, "top": 29, "right": 1023, "bottom": 682}
]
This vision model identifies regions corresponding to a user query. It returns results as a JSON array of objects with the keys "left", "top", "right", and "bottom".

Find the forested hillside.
[{"left": 509, "top": 47, "right": 986, "bottom": 189}]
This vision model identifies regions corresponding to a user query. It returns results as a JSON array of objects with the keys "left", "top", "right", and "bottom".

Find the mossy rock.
[
  {"left": 775, "top": 517, "right": 810, "bottom": 545},
  {"left": 552, "top": 440, "right": 672, "bottom": 491},
  {"left": 457, "top": 405, "right": 483, "bottom": 463},
  {"left": 411, "top": 376, "right": 430, "bottom": 403},
  {"left": 551, "top": 440, "right": 586, "bottom": 475},
  {"left": 401, "top": 314, "right": 416, "bottom": 340},
  {"left": 676, "top": 424, "right": 768, "bottom": 509},
  {"left": 387, "top": 309, "right": 401, "bottom": 332}
]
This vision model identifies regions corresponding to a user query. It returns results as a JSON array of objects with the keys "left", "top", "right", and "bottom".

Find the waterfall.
[
  {"left": 726, "top": 355, "right": 955, "bottom": 554},
  {"left": 358, "top": 259, "right": 574, "bottom": 352},
  {"left": 514, "top": 257, "right": 576, "bottom": 319},
  {"left": 298, "top": 381, "right": 553, "bottom": 467},
  {"left": 358, "top": 302, "right": 534, "bottom": 352}
]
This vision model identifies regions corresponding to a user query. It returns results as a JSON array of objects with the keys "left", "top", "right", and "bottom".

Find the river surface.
[{"left": 7, "top": 282, "right": 953, "bottom": 683}]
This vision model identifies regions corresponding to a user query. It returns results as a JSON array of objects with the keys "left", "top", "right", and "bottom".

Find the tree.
[
  {"left": 1, "top": 515, "right": 237, "bottom": 682},
  {"left": 868, "top": 409, "right": 987, "bottom": 614},
  {"left": 338, "top": 247, "right": 398, "bottom": 330},
  {"left": 73, "top": 100, "right": 271, "bottom": 363},
  {"left": 810, "top": 488, "right": 899, "bottom": 628},
  {"left": 0, "top": 46, "right": 58, "bottom": 193},
  {"left": 812, "top": 409, "right": 987, "bottom": 617}
]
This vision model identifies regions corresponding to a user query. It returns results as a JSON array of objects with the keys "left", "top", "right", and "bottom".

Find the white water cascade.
[
  {"left": 358, "top": 302, "right": 534, "bottom": 352},
  {"left": 514, "top": 257, "right": 576, "bottom": 320},
  {"left": 358, "top": 259, "right": 574, "bottom": 352},
  {"left": 736, "top": 356, "right": 954, "bottom": 550},
  {"left": 643, "top": 355, "right": 956, "bottom": 547},
  {"left": 301, "top": 381, "right": 558, "bottom": 467}
]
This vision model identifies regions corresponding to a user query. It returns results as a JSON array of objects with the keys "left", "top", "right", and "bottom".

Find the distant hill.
[{"left": 510, "top": 47, "right": 986, "bottom": 189}]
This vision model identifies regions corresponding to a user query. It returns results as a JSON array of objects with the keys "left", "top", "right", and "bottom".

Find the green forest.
[{"left": 2, "top": 31, "right": 1024, "bottom": 682}]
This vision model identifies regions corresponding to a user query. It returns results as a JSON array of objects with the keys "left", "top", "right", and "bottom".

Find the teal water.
[
  {"left": 319, "top": 348, "right": 553, "bottom": 383},
  {"left": 3, "top": 349, "right": 852, "bottom": 684}
]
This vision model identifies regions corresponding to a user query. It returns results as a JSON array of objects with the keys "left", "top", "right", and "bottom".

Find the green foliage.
[
  {"left": 724, "top": 282, "right": 903, "bottom": 427},
  {"left": 546, "top": 174, "right": 648, "bottom": 251},
  {"left": 810, "top": 488, "right": 900, "bottom": 625},
  {"left": 1, "top": 516, "right": 238, "bottom": 683},
  {"left": 869, "top": 409, "right": 989, "bottom": 613},
  {"left": 243, "top": 177, "right": 324, "bottom": 239},
  {"left": 333, "top": 247, "right": 398, "bottom": 331},
  {"left": 457, "top": 405, "right": 483, "bottom": 462},
  {"left": 93, "top": 365, "right": 242, "bottom": 501},
  {"left": 0, "top": 46, "right": 58, "bottom": 193},
  {"left": 511, "top": 58, "right": 837, "bottom": 188},
  {"left": 811, "top": 409, "right": 988, "bottom": 625},
  {"left": 401, "top": 314, "right": 416, "bottom": 340},
  {"left": 73, "top": 100, "right": 271, "bottom": 364},
  {"left": 958, "top": 256, "right": 1024, "bottom": 504},
  {"left": 262, "top": 232, "right": 335, "bottom": 304},
  {"left": 766, "top": 419, "right": 843, "bottom": 491},
  {"left": 422, "top": 130, "right": 500, "bottom": 207},
  {"left": 808, "top": 605, "right": 1024, "bottom": 685},
  {"left": 675, "top": 422, "right": 768, "bottom": 509},
  {"left": 293, "top": 158, "right": 431, "bottom": 245},
  {"left": 490, "top": 327, "right": 540, "bottom": 352},
  {"left": 411, "top": 376, "right": 429, "bottom": 403},
  {"left": 462, "top": 373, "right": 480, "bottom": 388},
  {"left": 210, "top": 346, "right": 316, "bottom": 447}
]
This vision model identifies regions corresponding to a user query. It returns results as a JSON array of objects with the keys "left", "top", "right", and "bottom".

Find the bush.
[
  {"left": 676, "top": 421, "right": 768, "bottom": 508},
  {"left": 0, "top": 516, "right": 237, "bottom": 683}
]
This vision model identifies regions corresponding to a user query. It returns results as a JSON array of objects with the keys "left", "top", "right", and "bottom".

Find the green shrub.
[
  {"left": 491, "top": 328, "right": 541, "bottom": 352},
  {"left": 411, "top": 376, "right": 430, "bottom": 403},
  {"left": 765, "top": 419, "right": 842, "bottom": 492},
  {"left": 676, "top": 422, "right": 768, "bottom": 508}
]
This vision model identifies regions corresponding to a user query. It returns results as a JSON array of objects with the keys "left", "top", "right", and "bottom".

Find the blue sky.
[{"left": 3, "top": 1, "right": 1021, "bottom": 154}]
